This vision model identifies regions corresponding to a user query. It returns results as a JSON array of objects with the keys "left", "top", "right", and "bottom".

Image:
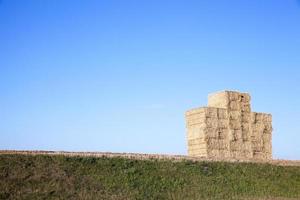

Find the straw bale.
[
  {"left": 189, "top": 149, "right": 207, "bottom": 157},
  {"left": 241, "top": 104, "right": 251, "bottom": 112},
  {"left": 204, "top": 107, "right": 218, "bottom": 118},
  {"left": 186, "top": 113, "right": 206, "bottom": 121},
  {"left": 250, "top": 113, "right": 256, "bottom": 123},
  {"left": 241, "top": 113, "right": 250, "bottom": 122},
  {"left": 262, "top": 134, "right": 271, "bottom": 142},
  {"left": 229, "top": 101, "right": 240, "bottom": 110},
  {"left": 207, "top": 138, "right": 229, "bottom": 150},
  {"left": 263, "top": 144, "right": 272, "bottom": 153},
  {"left": 187, "top": 125, "right": 206, "bottom": 133},
  {"left": 205, "top": 118, "right": 219, "bottom": 128},
  {"left": 187, "top": 131, "right": 205, "bottom": 140},
  {"left": 228, "top": 91, "right": 239, "bottom": 101},
  {"left": 218, "top": 119, "right": 229, "bottom": 129},
  {"left": 238, "top": 93, "right": 251, "bottom": 103},
  {"left": 241, "top": 150, "right": 253, "bottom": 158},
  {"left": 263, "top": 114, "right": 272, "bottom": 122},
  {"left": 218, "top": 149, "right": 231, "bottom": 157},
  {"left": 231, "top": 150, "right": 252, "bottom": 159},
  {"left": 241, "top": 122, "right": 251, "bottom": 131},
  {"left": 206, "top": 138, "right": 219, "bottom": 148},
  {"left": 252, "top": 122, "right": 264, "bottom": 132},
  {"left": 242, "top": 134, "right": 251, "bottom": 142},
  {"left": 230, "top": 141, "right": 243, "bottom": 151},
  {"left": 217, "top": 108, "right": 228, "bottom": 119},
  {"left": 186, "top": 119, "right": 206, "bottom": 127},
  {"left": 242, "top": 141, "right": 252, "bottom": 150},
  {"left": 203, "top": 127, "right": 219, "bottom": 137},
  {"left": 186, "top": 109, "right": 206, "bottom": 117},
  {"left": 204, "top": 128, "right": 216, "bottom": 139},
  {"left": 185, "top": 107, "right": 207, "bottom": 117},
  {"left": 263, "top": 123, "right": 272, "bottom": 131},
  {"left": 188, "top": 148, "right": 207, "bottom": 156},
  {"left": 252, "top": 145, "right": 263, "bottom": 152},
  {"left": 207, "top": 149, "right": 220, "bottom": 157},
  {"left": 206, "top": 118, "right": 220, "bottom": 128},
  {"left": 264, "top": 152, "right": 272, "bottom": 160},
  {"left": 189, "top": 144, "right": 206, "bottom": 151},
  {"left": 204, "top": 127, "right": 228, "bottom": 139},
  {"left": 228, "top": 130, "right": 234, "bottom": 141},
  {"left": 217, "top": 128, "right": 229, "bottom": 139},
  {"left": 230, "top": 151, "right": 243, "bottom": 158},
  {"left": 250, "top": 135, "right": 257, "bottom": 142},
  {"left": 231, "top": 129, "right": 242, "bottom": 141},
  {"left": 208, "top": 91, "right": 229, "bottom": 109},
  {"left": 228, "top": 110, "right": 241, "bottom": 120},
  {"left": 252, "top": 113, "right": 272, "bottom": 123},
  {"left": 229, "top": 119, "right": 242, "bottom": 130},
  {"left": 189, "top": 151, "right": 207, "bottom": 156},
  {"left": 251, "top": 130, "right": 263, "bottom": 138},
  {"left": 263, "top": 130, "right": 272, "bottom": 136},
  {"left": 187, "top": 138, "right": 206, "bottom": 146},
  {"left": 188, "top": 145, "right": 207, "bottom": 151},
  {"left": 253, "top": 113, "right": 265, "bottom": 122},
  {"left": 241, "top": 127, "right": 251, "bottom": 136},
  {"left": 251, "top": 139, "right": 263, "bottom": 148},
  {"left": 253, "top": 151, "right": 265, "bottom": 160}
]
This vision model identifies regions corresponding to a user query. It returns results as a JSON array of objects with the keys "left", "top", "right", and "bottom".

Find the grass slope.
[{"left": 0, "top": 154, "right": 300, "bottom": 200}]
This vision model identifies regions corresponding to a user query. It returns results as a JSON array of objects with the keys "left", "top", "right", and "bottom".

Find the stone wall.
[{"left": 186, "top": 91, "right": 272, "bottom": 160}]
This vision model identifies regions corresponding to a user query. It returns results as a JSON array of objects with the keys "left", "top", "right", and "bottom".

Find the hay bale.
[
  {"left": 228, "top": 92, "right": 239, "bottom": 101},
  {"left": 229, "top": 119, "right": 242, "bottom": 130},
  {"left": 241, "top": 104, "right": 251, "bottom": 112},
  {"left": 263, "top": 114, "right": 272, "bottom": 122},
  {"left": 230, "top": 141, "right": 243, "bottom": 151},
  {"left": 217, "top": 128, "right": 229, "bottom": 139},
  {"left": 217, "top": 108, "right": 228, "bottom": 119},
  {"left": 218, "top": 149, "right": 231, "bottom": 157},
  {"left": 231, "top": 129, "right": 242, "bottom": 141},
  {"left": 229, "top": 101, "right": 240, "bottom": 110},
  {"left": 252, "top": 122, "right": 265, "bottom": 132},
  {"left": 204, "top": 107, "right": 218, "bottom": 118},
  {"left": 241, "top": 113, "right": 251, "bottom": 122},
  {"left": 229, "top": 110, "right": 241, "bottom": 120},
  {"left": 187, "top": 129, "right": 206, "bottom": 140},
  {"left": 185, "top": 107, "right": 207, "bottom": 117},
  {"left": 205, "top": 118, "right": 219, "bottom": 128},
  {"left": 208, "top": 91, "right": 230, "bottom": 109},
  {"left": 218, "top": 119, "right": 229, "bottom": 129},
  {"left": 207, "top": 138, "right": 229, "bottom": 150}
]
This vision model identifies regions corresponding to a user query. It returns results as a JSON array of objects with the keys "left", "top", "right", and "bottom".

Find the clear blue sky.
[{"left": 1, "top": 0, "right": 300, "bottom": 159}]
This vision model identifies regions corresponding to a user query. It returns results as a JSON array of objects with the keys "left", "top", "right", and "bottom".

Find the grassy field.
[{"left": 0, "top": 154, "right": 300, "bottom": 200}]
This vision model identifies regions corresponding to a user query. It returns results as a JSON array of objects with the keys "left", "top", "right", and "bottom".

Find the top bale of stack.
[{"left": 208, "top": 90, "right": 251, "bottom": 110}]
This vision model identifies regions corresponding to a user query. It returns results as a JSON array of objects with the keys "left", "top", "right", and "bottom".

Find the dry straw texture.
[{"left": 186, "top": 91, "right": 272, "bottom": 160}]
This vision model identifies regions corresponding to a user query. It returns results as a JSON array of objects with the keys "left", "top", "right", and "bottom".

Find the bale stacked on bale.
[
  {"left": 251, "top": 112, "right": 272, "bottom": 160},
  {"left": 186, "top": 90, "right": 272, "bottom": 160},
  {"left": 208, "top": 91, "right": 253, "bottom": 159},
  {"left": 185, "top": 107, "right": 230, "bottom": 158},
  {"left": 186, "top": 107, "right": 210, "bottom": 157}
]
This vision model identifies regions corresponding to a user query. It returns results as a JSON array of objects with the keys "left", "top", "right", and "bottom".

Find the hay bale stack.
[
  {"left": 186, "top": 90, "right": 273, "bottom": 160},
  {"left": 208, "top": 91, "right": 253, "bottom": 159},
  {"left": 186, "top": 107, "right": 230, "bottom": 158},
  {"left": 251, "top": 112, "right": 272, "bottom": 160}
]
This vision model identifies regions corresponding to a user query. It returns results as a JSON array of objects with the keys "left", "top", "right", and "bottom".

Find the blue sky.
[{"left": 0, "top": 0, "right": 300, "bottom": 159}]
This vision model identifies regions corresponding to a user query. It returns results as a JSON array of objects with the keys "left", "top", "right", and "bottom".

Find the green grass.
[{"left": 0, "top": 154, "right": 300, "bottom": 200}]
